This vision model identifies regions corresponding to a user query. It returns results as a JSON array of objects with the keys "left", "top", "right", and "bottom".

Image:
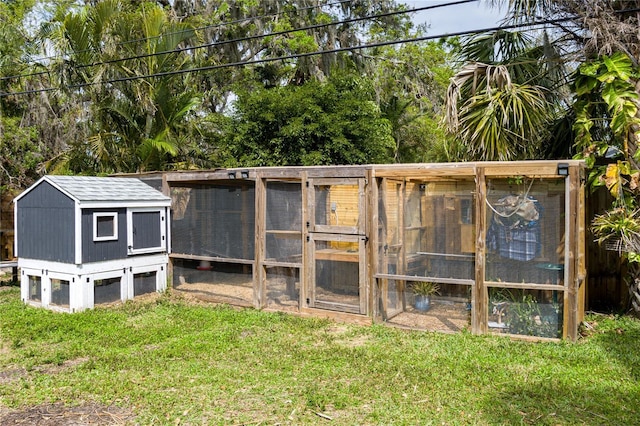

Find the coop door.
[
  {"left": 305, "top": 178, "right": 368, "bottom": 314},
  {"left": 127, "top": 208, "right": 167, "bottom": 255}
]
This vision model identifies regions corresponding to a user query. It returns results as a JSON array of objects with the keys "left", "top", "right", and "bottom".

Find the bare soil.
[{"left": 0, "top": 403, "right": 134, "bottom": 425}]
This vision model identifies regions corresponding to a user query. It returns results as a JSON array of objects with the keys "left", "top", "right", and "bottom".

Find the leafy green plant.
[
  {"left": 592, "top": 207, "right": 640, "bottom": 258},
  {"left": 410, "top": 281, "right": 440, "bottom": 296},
  {"left": 573, "top": 52, "right": 640, "bottom": 267},
  {"left": 489, "top": 288, "right": 561, "bottom": 338}
]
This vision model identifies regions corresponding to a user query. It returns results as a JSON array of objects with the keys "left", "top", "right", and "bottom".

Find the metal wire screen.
[
  {"left": 314, "top": 239, "right": 360, "bottom": 313},
  {"left": 171, "top": 182, "right": 255, "bottom": 260},
  {"left": 377, "top": 278, "right": 471, "bottom": 332},
  {"left": 138, "top": 177, "right": 163, "bottom": 192},
  {"left": 50, "top": 279, "right": 70, "bottom": 307},
  {"left": 487, "top": 287, "right": 563, "bottom": 338},
  {"left": 314, "top": 184, "right": 359, "bottom": 228},
  {"left": 94, "top": 277, "right": 122, "bottom": 304},
  {"left": 485, "top": 178, "right": 565, "bottom": 285},
  {"left": 265, "top": 266, "right": 300, "bottom": 311},
  {"left": 377, "top": 179, "right": 476, "bottom": 281},
  {"left": 173, "top": 259, "right": 253, "bottom": 305},
  {"left": 28, "top": 275, "right": 41, "bottom": 302},
  {"left": 266, "top": 181, "right": 302, "bottom": 263},
  {"left": 134, "top": 271, "right": 157, "bottom": 296}
]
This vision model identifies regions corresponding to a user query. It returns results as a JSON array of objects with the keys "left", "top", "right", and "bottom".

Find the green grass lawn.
[{"left": 1, "top": 286, "right": 639, "bottom": 425}]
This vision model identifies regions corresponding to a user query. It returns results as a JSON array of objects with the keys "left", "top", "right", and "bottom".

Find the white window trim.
[{"left": 93, "top": 212, "right": 118, "bottom": 242}]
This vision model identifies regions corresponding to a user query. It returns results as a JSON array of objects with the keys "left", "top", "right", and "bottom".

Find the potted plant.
[{"left": 411, "top": 281, "right": 440, "bottom": 312}]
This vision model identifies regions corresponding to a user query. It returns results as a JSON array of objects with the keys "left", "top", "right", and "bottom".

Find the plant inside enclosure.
[
  {"left": 490, "top": 288, "right": 561, "bottom": 338},
  {"left": 410, "top": 281, "right": 440, "bottom": 296}
]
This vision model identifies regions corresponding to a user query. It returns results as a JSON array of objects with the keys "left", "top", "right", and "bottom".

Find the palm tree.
[
  {"left": 43, "top": 0, "right": 200, "bottom": 174},
  {"left": 444, "top": 27, "right": 568, "bottom": 161}
]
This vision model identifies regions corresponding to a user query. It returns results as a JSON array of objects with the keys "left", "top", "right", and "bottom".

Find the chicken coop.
[
  {"left": 14, "top": 175, "right": 171, "bottom": 312},
  {"left": 151, "top": 160, "right": 585, "bottom": 340}
]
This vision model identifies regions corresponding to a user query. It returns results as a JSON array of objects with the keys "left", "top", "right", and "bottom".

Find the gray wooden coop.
[{"left": 14, "top": 175, "right": 171, "bottom": 312}]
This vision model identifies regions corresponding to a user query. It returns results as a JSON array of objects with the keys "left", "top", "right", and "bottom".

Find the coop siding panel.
[
  {"left": 17, "top": 181, "right": 75, "bottom": 263},
  {"left": 82, "top": 209, "right": 128, "bottom": 262}
]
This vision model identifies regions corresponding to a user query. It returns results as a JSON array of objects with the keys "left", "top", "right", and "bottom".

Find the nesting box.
[{"left": 14, "top": 175, "right": 171, "bottom": 312}]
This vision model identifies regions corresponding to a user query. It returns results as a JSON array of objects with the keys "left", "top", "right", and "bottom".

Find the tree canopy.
[{"left": 0, "top": 0, "right": 452, "bottom": 190}]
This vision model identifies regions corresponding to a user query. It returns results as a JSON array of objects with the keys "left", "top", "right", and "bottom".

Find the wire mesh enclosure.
[
  {"left": 376, "top": 178, "right": 475, "bottom": 331},
  {"left": 50, "top": 278, "right": 70, "bottom": 307},
  {"left": 163, "top": 161, "right": 585, "bottom": 340},
  {"left": 94, "top": 277, "right": 121, "bottom": 305},
  {"left": 171, "top": 182, "right": 255, "bottom": 260},
  {"left": 173, "top": 259, "right": 254, "bottom": 306},
  {"left": 484, "top": 178, "right": 566, "bottom": 338}
]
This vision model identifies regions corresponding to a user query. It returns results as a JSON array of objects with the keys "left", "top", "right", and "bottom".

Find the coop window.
[{"left": 93, "top": 212, "right": 118, "bottom": 241}]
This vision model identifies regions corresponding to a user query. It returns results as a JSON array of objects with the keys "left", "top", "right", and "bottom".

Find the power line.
[
  {"left": 2, "top": 0, "right": 478, "bottom": 83},
  {"left": 24, "top": 0, "right": 355, "bottom": 66},
  {"left": 77, "top": 0, "right": 479, "bottom": 70},
  {"left": 0, "top": 15, "right": 574, "bottom": 98}
]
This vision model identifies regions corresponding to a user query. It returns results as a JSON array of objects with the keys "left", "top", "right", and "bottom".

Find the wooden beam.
[
  {"left": 254, "top": 174, "right": 266, "bottom": 308},
  {"left": 565, "top": 166, "right": 580, "bottom": 341},
  {"left": 301, "top": 171, "right": 310, "bottom": 309},
  {"left": 474, "top": 167, "right": 487, "bottom": 334}
]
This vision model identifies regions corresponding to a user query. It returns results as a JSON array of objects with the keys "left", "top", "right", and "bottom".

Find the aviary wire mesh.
[
  {"left": 485, "top": 178, "right": 566, "bottom": 338},
  {"left": 94, "top": 277, "right": 121, "bottom": 305},
  {"left": 28, "top": 275, "right": 41, "bottom": 302},
  {"left": 264, "top": 181, "right": 303, "bottom": 310},
  {"left": 265, "top": 181, "right": 302, "bottom": 263},
  {"left": 172, "top": 259, "right": 254, "bottom": 305},
  {"left": 171, "top": 182, "right": 255, "bottom": 260},
  {"left": 485, "top": 178, "right": 565, "bottom": 285},
  {"left": 265, "top": 266, "right": 300, "bottom": 311},
  {"left": 133, "top": 271, "right": 156, "bottom": 296},
  {"left": 50, "top": 278, "right": 70, "bottom": 307},
  {"left": 378, "top": 178, "right": 476, "bottom": 281},
  {"left": 377, "top": 178, "right": 475, "bottom": 331}
]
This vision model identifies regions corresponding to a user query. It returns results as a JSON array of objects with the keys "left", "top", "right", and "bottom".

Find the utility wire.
[
  {"left": 0, "top": 14, "right": 575, "bottom": 98},
  {"left": 75, "top": 0, "right": 478, "bottom": 69},
  {"left": 23, "top": 0, "right": 354, "bottom": 66},
  {"left": 1, "top": 0, "right": 478, "bottom": 83}
]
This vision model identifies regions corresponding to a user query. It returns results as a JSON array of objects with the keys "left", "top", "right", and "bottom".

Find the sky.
[{"left": 408, "top": 1, "right": 506, "bottom": 37}]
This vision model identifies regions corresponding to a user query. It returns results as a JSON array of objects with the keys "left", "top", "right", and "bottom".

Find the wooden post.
[
  {"left": 301, "top": 172, "right": 310, "bottom": 309},
  {"left": 254, "top": 174, "right": 266, "bottom": 308},
  {"left": 162, "top": 173, "right": 173, "bottom": 289},
  {"left": 366, "top": 170, "right": 376, "bottom": 318},
  {"left": 473, "top": 167, "right": 487, "bottom": 334},
  {"left": 376, "top": 178, "right": 389, "bottom": 320},
  {"left": 565, "top": 166, "right": 580, "bottom": 341},
  {"left": 577, "top": 165, "right": 587, "bottom": 324}
]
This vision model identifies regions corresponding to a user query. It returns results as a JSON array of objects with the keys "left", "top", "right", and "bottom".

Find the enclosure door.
[
  {"left": 127, "top": 208, "right": 166, "bottom": 255},
  {"left": 305, "top": 178, "right": 368, "bottom": 314}
]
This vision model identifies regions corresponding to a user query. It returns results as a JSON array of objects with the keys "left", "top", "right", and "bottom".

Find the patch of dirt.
[
  {"left": 0, "top": 402, "right": 135, "bottom": 425},
  {"left": 0, "top": 367, "right": 26, "bottom": 384},
  {"left": 34, "top": 357, "right": 90, "bottom": 375}
]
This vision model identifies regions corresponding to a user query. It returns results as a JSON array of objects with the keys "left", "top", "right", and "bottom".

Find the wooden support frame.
[
  {"left": 157, "top": 160, "right": 585, "bottom": 341},
  {"left": 474, "top": 167, "right": 487, "bottom": 335}
]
